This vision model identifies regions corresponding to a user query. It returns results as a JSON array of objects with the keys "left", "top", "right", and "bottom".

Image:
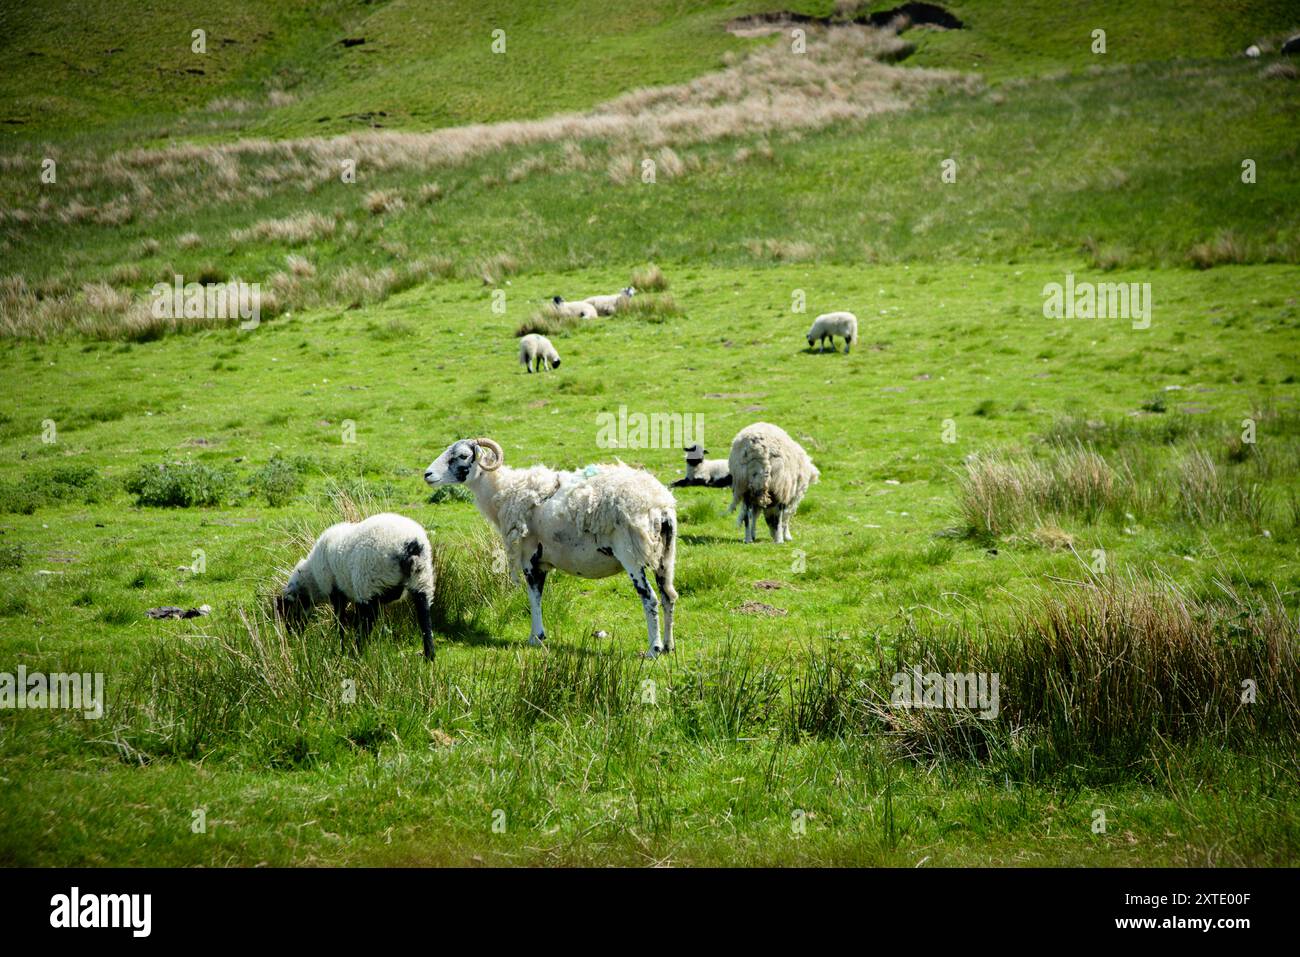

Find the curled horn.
[{"left": 473, "top": 437, "right": 503, "bottom": 471}]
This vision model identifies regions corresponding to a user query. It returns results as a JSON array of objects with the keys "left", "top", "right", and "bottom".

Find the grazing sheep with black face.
[
  {"left": 670, "top": 443, "right": 732, "bottom": 488},
  {"left": 806, "top": 311, "right": 858, "bottom": 353},
  {"left": 424, "top": 438, "right": 678, "bottom": 657},
  {"left": 276, "top": 513, "right": 436, "bottom": 659},
  {"left": 551, "top": 296, "right": 598, "bottom": 319},
  {"left": 519, "top": 333, "right": 561, "bottom": 372},
  {"left": 583, "top": 286, "right": 636, "bottom": 315},
  {"left": 728, "top": 423, "right": 819, "bottom": 543}
]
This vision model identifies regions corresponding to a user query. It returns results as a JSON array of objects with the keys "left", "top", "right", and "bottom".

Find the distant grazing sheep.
[
  {"left": 806, "top": 311, "right": 858, "bottom": 353},
  {"left": 728, "top": 423, "right": 819, "bottom": 543},
  {"left": 519, "top": 333, "right": 561, "bottom": 372}
]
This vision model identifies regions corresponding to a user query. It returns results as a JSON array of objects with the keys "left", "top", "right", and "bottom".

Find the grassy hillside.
[
  {"left": 1, "top": 0, "right": 1298, "bottom": 867},
  {"left": 1, "top": 261, "right": 1298, "bottom": 865}
]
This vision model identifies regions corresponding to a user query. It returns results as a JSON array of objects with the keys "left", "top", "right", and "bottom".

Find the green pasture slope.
[{"left": 0, "top": 0, "right": 1297, "bottom": 865}]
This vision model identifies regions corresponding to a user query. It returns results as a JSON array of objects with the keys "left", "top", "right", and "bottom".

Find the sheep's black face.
[
  {"left": 551, "top": 358, "right": 561, "bottom": 369},
  {"left": 274, "top": 587, "right": 309, "bottom": 627},
  {"left": 425, "top": 440, "right": 476, "bottom": 485}
]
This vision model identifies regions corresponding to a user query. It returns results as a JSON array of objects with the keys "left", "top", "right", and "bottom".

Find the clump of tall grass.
[
  {"left": 630, "top": 263, "right": 668, "bottom": 291},
  {"left": 614, "top": 293, "right": 684, "bottom": 321},
  {"left": 960, "top": 417, "right": 1293, "bottom": 535},
  {"left": 230, "top": 212, "right": 337, "bottom": 246},
  {"left": 516, "top": 304, "right": 579, "bottom": 337},
  {"left": 1176, "top": 447, "right": 1265, "bottom": 526},
  {"left": 988, "top": 444, "right": 1096, "bottom": 529},
  {"left": 869, "top": 576, "right": 1299, "bottom": 778}
]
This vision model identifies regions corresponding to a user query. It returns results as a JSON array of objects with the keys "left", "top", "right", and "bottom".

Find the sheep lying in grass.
[
  {"left": 519, "top": 333, "right": 561, "bottom": 372},
  {"left": 276, "top": 513, "right": 436, "bottom": 659},
  {"left": 424, "top": 438, "right": 678, "bottom": 657},
  {"left": 670, "top": 443, "right": 732, "bottom": 488},
  {"left": 551, "top": 296, "right": 598, "bottom": 319},
  {"left": 584, "top": 286, "right": 636, "bottom": 315},
  {"left": 728, "top": 423, "right": 819, "bottom": 543},
  {"left": 806, "top": 311, "right": 858, "bottom": 353}
]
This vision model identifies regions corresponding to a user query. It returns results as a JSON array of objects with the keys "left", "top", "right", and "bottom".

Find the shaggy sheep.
[
  {"left": 424, "top": 438, "right": 678, "bottom": 657},
  {"left": 583, "top": 286, "right": 636, "bottom": 315},
  {"left": 670, "top": 443, "right": 732, "bottom": 488},
  {"left": 806, "top": 311, "right": 858, "bottom": 353},
  {"left": 276, "top": 513, "right": 436, "bottom": 659},
  {"left": 551, "top": 296, "right": 598, "bottom": 319},
  {"left": 519, "top": 333, "right": 561, "bottom": 372},
  {"left": 728, "top": 423, "right": 820, "bottom": 543}
]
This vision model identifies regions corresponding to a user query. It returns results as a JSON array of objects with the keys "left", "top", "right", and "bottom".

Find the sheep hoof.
[{"left": 528, "top": 634, "right": 546, "bottom": 647}]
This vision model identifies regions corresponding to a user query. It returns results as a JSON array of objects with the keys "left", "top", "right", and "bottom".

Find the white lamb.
[
  {"left": 583, "top": 286, "right": 636, "bottom": 315},
  {"left": 551, "top": 296, "right": 598, "bottom": 319},
  {"left": 519, "top": 333, "right": 561, "bottom": 372},
  {"left": 806, "top": 311, "right": 858, "bottom": 353},
  {"left": 728, "top": 423, "right": 820, "bottom": 543},
  {"left": 424, "top": 438, "right": 678, "bottom": 657},
  {"left": 670, "top": 443, "right": 732, "bottom": 489},
  {"left": 276, "top": 513, "right": 436, "bottom": 659}
]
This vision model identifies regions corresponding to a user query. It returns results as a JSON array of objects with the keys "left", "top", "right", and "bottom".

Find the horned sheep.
[{"left": 424, "top": 438, "right": 678, "bottom": 657}]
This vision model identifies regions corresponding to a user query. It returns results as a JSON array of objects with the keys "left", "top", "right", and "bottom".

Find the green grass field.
[{"left": 0, "top": 0, "right": 1298, "bottom": 866}]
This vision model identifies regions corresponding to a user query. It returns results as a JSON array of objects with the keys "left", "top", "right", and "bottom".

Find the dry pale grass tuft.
[
  {"left": 630, "top": 263, "right": 668, "bottom": 291},
  {"left": 1187, "top": 230, "right": 1250, "bottom": 269},
  {"left": 176, "top": 232, "right": 203, "bottom": 250},
  {"left": 613, "top": 292, "right": 683, "bottom": 321},
  {"left": 363, "top": 189, "right": 405, "bottom": 215},
  {"left": 516, "top": 304, "right": 579, "bottom": 338},
  {"left": 230, "top": 212, "right": 337, "bottom": 246},
  {"left": 285, "top": 254, "right": 316, "bottom": 278},
  {"left": 744, "top": 238, "right": 818, "bottom": 262},
  {"left": 473, "top": 252, "right": 519, "bottom": 285}
]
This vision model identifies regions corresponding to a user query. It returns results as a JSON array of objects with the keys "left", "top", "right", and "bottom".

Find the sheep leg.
[
  {"left": 355, "top": 600, "right": 379, "bottom": 653},
  {"left": 620, "top": 559, "right": 662, "bottom": 658},
  {"left": 844, "top": 338, "right": 851, "bottom": 354},
  {"left": 655, "top": 570, "right": 676, "bottom": 653},
  {"left": 764, "top": 507, "right": 782, "bottom": 543},
  {"left": 411, "top": 589, "right": 435, "bottom": 660},
  {"left": 523, "top": 544, "right": 548, "bottom": 646},
  {"left": 779, "top": 508, "right": 794, "bottom": 543},
  {"left": 330, "top": 588, "right": 349, "bottom": 654}
]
